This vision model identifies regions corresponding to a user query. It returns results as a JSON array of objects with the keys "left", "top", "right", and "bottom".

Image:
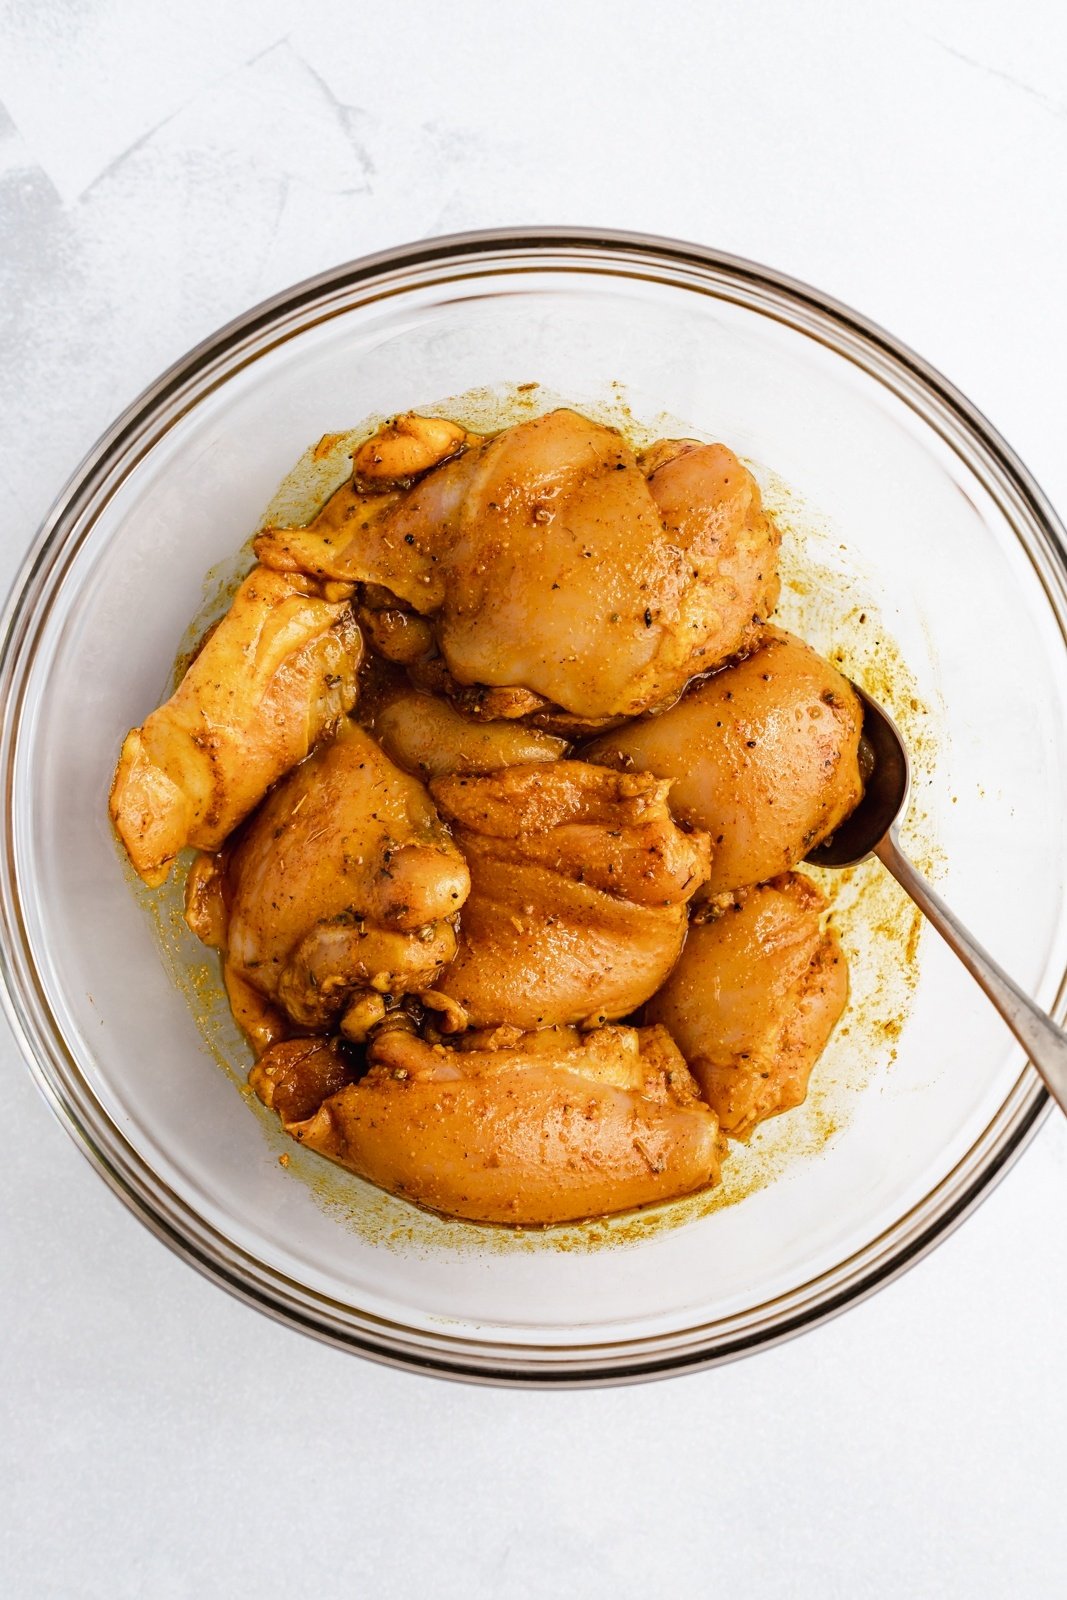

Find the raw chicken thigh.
[
  {"left": 254, "top": 409, "right": 780, "bottom": 721},
  {"left": 645, "top": 873, "right": 848, "bottom": 1138},
  {"left": 110, "top": 566, "right": 361, "bottom": 886},
  {"left": 187, "top": 720, "right": 469, "bottom": 1038},
  {"left": 429, "top": 761, "right": 711, "bottom": 1029},
  {"left": 250, "top": 1022, "right": 722, "bottom": 1224},
  {"left": 371, "top": 681, "right": 568, "bottom": 779},
  {"left": 583, "top": 627, "right": 863, "bottom": 894}
]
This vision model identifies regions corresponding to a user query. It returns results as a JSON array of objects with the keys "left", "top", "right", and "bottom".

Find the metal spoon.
[{"left": 806, "top": 684, "right": 1067, "bottom": 1115}]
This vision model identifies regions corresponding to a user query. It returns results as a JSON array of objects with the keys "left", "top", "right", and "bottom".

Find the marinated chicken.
[
  {"left": 645, "top": 873, "right": 848, "bottom": 1138},
  {"left": 351, "top": 412, "right": 469, "bottom": 487},
  {"left": 250, "top": 1023, "right": 722, "bottom": 1224},
  {"left": 110, "top": 566, "right": 361, "bottom": 886},
  {"left": 113, "top": 398, "right": 871, "bottom": 1228},
  {"left": 372, "top": 681, "right": 568, "bottom": 779},
  {"left": 429, "top": 761, "right": 711, "bottom": 1029},
  {"left": 186, "top": 720, "right": 469, "bottom": 1037},
  {"left": 583, "top": 627, "right": 863, "bottom": 894},
  {"left": 254, "top": 408, "right": 780, "bottom": 721}
]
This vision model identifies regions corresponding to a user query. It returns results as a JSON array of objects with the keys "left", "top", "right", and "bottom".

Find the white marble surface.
[{"left": 2, "top": 2, "right": 1067, "bottom": 1594}]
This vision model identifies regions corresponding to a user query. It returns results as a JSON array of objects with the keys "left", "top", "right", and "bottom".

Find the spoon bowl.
[{"left": 807, "top": 685, "right": 911, "bottom": 868}]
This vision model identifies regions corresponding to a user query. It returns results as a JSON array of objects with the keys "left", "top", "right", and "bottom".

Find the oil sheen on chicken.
[
  {"left": 645, "top": 872, "right": 848, "bottom": 1138},
  {"left": 254, "top": 408, "right": 781, "bottom": 721},
  {"left": 249, "top": 1022, "right": 722, "bottom": 1224},
  {"left": 428, "top": 760, "right": 711, "bottom": 1029},
  {"left": 110, "top": 566, "right": 362, "bottom": 886},
  {"left": 583, "top": 627, "right": 863, "bottom": 895},
  {"left": 191, "top": 720, "right": 470, "bottom": 1037}
]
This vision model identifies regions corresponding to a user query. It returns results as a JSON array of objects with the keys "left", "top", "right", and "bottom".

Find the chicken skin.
[
  {"left": 250, "top": 1023, "right": 722, "bottom": 1224},
  {"left": 583, "top": 627, "right": 863, "bottom": 895},
  {"left": 110, "top": 567, "right": 362, "bottom": 887},
  {"left": 429, "top": 761, "right": 711, "bottom": 1029},
  {"left": 188, "top": 720, "right": 470, "bottom": 1036},
  {"left": 254, "top": 408, "right": 780, "bottom": 721},
  {"left": 645, "top": 873, "right": 848, "bottom": 1138}
]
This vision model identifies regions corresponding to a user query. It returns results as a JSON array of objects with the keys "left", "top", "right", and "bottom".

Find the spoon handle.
[{"left": 876, "top": 830, "right": 1067, "bottom": 1114}]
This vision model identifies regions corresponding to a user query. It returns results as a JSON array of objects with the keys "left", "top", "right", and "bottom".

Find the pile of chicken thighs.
[{"left": 110, "top": 407, "right": 863, "bottom": 1225}]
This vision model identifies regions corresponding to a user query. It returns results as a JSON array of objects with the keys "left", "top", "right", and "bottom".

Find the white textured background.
[{"left": 3, "top": 2, "right": 1067, "bottom": 1595}]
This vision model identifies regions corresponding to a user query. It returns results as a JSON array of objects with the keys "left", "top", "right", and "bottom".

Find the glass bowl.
[{"left": 3, "top": 229, "right": 1066, "bottom": 1386}]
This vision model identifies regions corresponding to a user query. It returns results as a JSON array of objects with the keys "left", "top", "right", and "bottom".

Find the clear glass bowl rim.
[{"left": 1, "top": 226, "right": 1063, "bottom": 1387}]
